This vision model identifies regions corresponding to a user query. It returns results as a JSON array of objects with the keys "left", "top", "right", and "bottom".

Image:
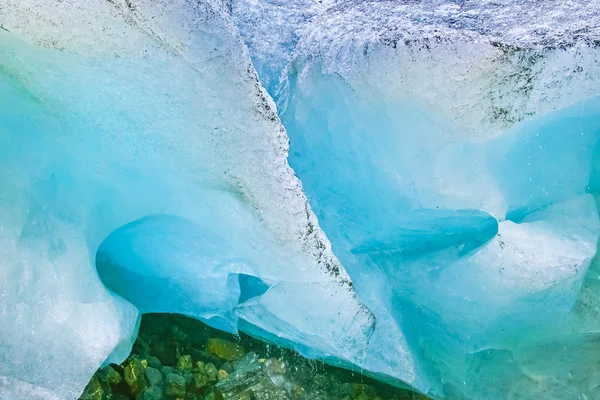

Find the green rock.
[
  {"left": 190, "top": 372, "right": 210, "bottom": 393},
  {"left": 165, "top": 372, "right": 186, "bottom": 398},
  {"left": 139, "top": 385, "right": 164, "bottom": 400},
  {"left": 218, "top": 370, "right": 229, "bottom": 381},
  {"left": 195, "top": 361, "right": 205, "bottom": 374},
  {"left": 206, "top": 338, "right": 245, "bottom": 361},
  {"left": 99, "top": 365, "right": 122, "bottom": 386},
  {"left": 144, "top": 367, "right": 163, "bottom": 388},
  {"left": 80, "top": 375, "right": 103, "bottom": 400},
  {"left": 177, "top": 355, "right": 193, "bottom": 372},
  {"left": 147, "top": 356, "right": 162, "bottom": 369},
  {"left": 205, "top": 363, "right": 218, "bottom": 381},
  {"left": 124, "top": 358, "right": 148, "bottom": 396}
]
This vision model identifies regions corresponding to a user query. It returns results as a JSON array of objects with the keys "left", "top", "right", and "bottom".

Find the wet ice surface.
[
  {"left": 234, "top": 0, "right": 600, "bottom": 399},
  {"left": 0, "top": 1, "right": 371, "bottom": 398},
  {"left": 1, "top": 0, "right": 600, "bottom": 399}
]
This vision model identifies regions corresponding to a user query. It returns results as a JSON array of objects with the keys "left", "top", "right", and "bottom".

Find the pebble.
[
  {"left": 144, "top": 367, "right": 163, "bottom": 387},
  {"left": 206, "top": 338, "right": 245, "bottom": 361},
  {"left": 177, "top": 355, "right": 193, "bottom": 372},
  {"left": 80, "top": 375, "right": 103, "bottom": 400},
  {"left": 218, "top": 369, "right": 230, "bottom": 380},
  {"left": 205, "top": 363, "right": 218, "bottom": 381},
  {"left": 124, "top": 357, "right": 147, "bottom": 396},
  {"left": 99, "top": 365, "right": 122, "bottom": 386},
  {"left": 165, "top": 372, "right": 186, "bottom": 398},
  {"left": 147, "top": 356, "right": 162, "bottom": 369}
]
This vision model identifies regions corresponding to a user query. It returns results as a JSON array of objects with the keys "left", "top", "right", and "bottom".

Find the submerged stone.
[
  {"left": 144, "top": 367, "right": 163, "bottom": 388},
  {"left": 80, "top": 376, "right": 103, "bottom": 400},
  {"left": 165, "top": 373, "right": 186, "bottom": 398},
  {"left": 177, "top": 355, "right": 194, "bottom": 372},
  {"left": 98, "top": 365, "right": 122, "bottom": 386},
  {"left": 206, "top": 363, "right": 219, "bottom": 382},
  {"left": 207, "top": 339, "right": 246, "bottom": 361},
  {"left": 124, "top": 358, "right": 148, "bottom": 396}
]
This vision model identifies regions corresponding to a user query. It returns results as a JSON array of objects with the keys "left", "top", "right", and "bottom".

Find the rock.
[
  {"left": 264, "top": 359, "right": 286, "bottom": 376},
  {"left": 205, "top": 363, "right": 218, "bottom": 381},
  {"left": 99, "top": 364, "right": 122, "bottom": 386},
  {"left": 165, "top": 372, "right": 186, "bottom": 398},
  {"left": 216, "top": 362, "right": 289, "bottom": 400},
  {"left": 234, "top": 353, "right": 260, "bottom": 373},
  {"left": 147, "top": 356, "right": 162, "bottom": 369},
  {"left": 125, "top": 357, "right": 148, "bottom": 396},
  {"left": 145, "top": 367, "right": 163, "bottom": 388},
  {"left": 162, "top": 366, "right": 174, "bottom": 376},
  {"left": 290, "top": 384, "right": 305, "bottom": 399},
  {"left": 177, "top": 355, "right": 193, "bottom": 372},
  {"left": 133, "top": 338, "right": 151, "bottom": 356},
  {"left": 206, "top": 338, "right": 245, "bottom": 361},
  {"left": 190, "top": 372, "right": 210, "bottom": 393},
  {"left": 195, "top": 361, "right": 205, "bottom": 372},
  {"left": 139, "top": 385, "right": 164, "bottom": 400},
  {"left": 218, "top": 370, "right": 230, "bottom": 381},
  {"left": 80, "top": 375, "right": 103, "bottom": 400}
]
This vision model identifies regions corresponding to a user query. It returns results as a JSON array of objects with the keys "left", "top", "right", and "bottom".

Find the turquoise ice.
[
  {"left": 1, "top": 0, "right": 600, "bottom": 399},
  {"left": 0, "top": 1, "right": 372, "bottom": 398}
]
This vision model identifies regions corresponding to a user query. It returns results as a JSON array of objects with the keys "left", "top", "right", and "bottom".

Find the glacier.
[{"left": 1, "top": 0, "right": 600, "bottom": 399}]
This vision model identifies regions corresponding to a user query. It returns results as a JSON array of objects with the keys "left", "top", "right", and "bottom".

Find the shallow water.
[{"left": 79, "top": 313, "right": 430, "bottom": 400}]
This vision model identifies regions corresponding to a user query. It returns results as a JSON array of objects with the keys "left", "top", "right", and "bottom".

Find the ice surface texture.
[
  {"left": 0, "top": 1, "right": 372, "bottom": 398},
  {"left": 234, "top": 0, "right": 600, "bottom": 398},
  {"left": 1, "top": 0, "right": 600, "bottom": 399}
]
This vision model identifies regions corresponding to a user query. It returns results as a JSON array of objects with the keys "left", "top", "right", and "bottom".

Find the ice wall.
[
  {"left": 233, "top": 0, "right": 600, "bottom": 398},
  {"left": 0, "top": 1, "right": 375, "bottom": 398}
]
